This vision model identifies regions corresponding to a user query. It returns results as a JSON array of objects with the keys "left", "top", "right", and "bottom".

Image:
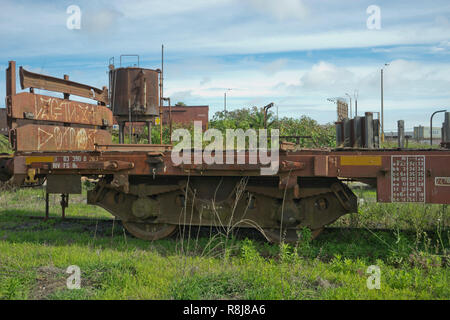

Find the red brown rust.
[{"left": 9, "top": 92, "right": 113, "bottom": 127}]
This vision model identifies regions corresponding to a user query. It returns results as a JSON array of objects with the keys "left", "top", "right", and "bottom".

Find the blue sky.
[{"left": 1, "top": 0, "right": 450, "bottom": 131}]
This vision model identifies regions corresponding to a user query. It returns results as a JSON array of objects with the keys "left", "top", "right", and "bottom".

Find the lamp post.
[
  {"left": 381, "top": 63, "right": 389, "bottom": 143},
  {"left": 430, "top": 109, "right": 447, "bottom": 146},
  {"left": 224, "top": 88, "right": 232, "bottom": 112},
  {"left": 345, "top": 93, "right": 352, "bottom": 118}
]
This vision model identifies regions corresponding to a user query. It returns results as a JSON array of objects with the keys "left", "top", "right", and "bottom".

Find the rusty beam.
[
  {"left": 6, "top": 61, "right": 16, "bottom": 97},
  {"left": 94, "top": 144, "right": 172, "bottom": 152},
  {"left": 19, "top": 67, "right": 108, "bottom": 105},
  {"left": 30, "top": 159, "right": 134, "bottom": 172},
  {"left": 9, "top": 149, "right": 450, "bottom": 205},
  {"left": 9, "top": 92, "right": 113, "bottom": 127},
  {"left": 12, "top": 124, "right": 111, "bottom": 151}
]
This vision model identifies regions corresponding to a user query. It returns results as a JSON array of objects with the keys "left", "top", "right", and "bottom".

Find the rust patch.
[{"left": 11, "top": 92, "right": 113, "bottom": 127}]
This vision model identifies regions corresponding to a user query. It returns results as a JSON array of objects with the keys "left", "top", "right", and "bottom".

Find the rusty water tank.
[{"left": 109, "top": 67, "right": 159, "bottom": 117}]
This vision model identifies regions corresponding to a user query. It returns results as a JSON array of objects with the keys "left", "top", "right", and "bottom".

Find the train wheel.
[
  {"left": 262, "top": 227, "right": 323, "bottom": 243},
  {"left": 122, "top": 222, "right": 177, "bottom": 241}
]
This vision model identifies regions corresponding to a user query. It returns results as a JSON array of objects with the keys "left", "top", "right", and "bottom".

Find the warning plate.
[
  {"left": 391, "top": 156, "right": 425, "bottom": 202},
  {"left": 435, "top": 177, "right": 450, "bottom": 186}
]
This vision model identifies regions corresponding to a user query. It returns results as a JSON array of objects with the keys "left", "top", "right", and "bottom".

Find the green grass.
[
  {"left": 0, "top": 135, "right": 12, "bottom": 154},
  {"left": 381, "top": 140, "right": 440, "bottom": 149},
  {"left": 0, "top": 186, "right": 448, "bottom": 300}
]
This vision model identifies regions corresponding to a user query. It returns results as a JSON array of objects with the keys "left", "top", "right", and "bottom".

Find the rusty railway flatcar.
[{"left": 1, "top": 60, "right": 450, "bottom": 243}]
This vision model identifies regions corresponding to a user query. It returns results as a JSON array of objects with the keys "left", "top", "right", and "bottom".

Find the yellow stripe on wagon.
[
  {"left": 340, "top": 155, "right": 382, "bottom": 166},
  {"left": 25, "top": 156, "right": 55, "bottom": 165}
]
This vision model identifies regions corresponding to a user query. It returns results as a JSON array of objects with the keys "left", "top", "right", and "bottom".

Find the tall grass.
[{"left": 0, "top": 186, "right": 448, "bottom": 299}]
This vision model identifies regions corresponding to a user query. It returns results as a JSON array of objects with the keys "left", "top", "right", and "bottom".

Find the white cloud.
[
  {"left": 170, "top": 90, "right": 197, "bottom": 103},
  {"left": 1, "top": 1, "right": 450, "bottom": 59},
  {"left": 247, "top": 0, "right": 309, "bottom": 21},
  {"left": 261, "top": 58, "right": 288, "bottom": 75},
  {"left": 82, "top": 7, "right": 123, "bottom": 34},
  {"left": 200, "top": 76, "right": 211, "bottom": 86},
  {"left": 300, "top": 61, "right": 355, "bottom": 90},
  {"left": 430, "top": 40, "right": 450, "bottom": 53}
]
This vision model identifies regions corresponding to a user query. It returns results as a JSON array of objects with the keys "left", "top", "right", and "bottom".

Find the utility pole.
[
  {"left": 381, "top": 68, "right": 384, "bottom": 143},
  {"left": 345, "top": 93, "right": 352, "bottom": 118},
  {"left": 224, "top": 88, "right": 231, "bottom": 112},
  {"left": 381, "top": 63, "right": 389, "bottom": 143},
  {"left": 276, "top": 104, "right": 279, "bottom": 127},
  {"left": 160, "top": 44, "right": 164, "bottom": 144}
]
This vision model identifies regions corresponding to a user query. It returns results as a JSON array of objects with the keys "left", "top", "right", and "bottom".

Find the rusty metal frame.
[
  {"left": 5, "top": 61, "right": 113, "bottom": 152},
  {"left": 19, "top": 66, "right": 108, "bottom": 105},
  {"left": 9, "top": 148, "right": 450, "bottom": 205},
  {"left": 8, "top": 92, "right": 113, "bottom": 127}
]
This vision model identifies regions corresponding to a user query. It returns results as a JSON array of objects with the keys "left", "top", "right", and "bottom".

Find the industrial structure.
[
  {"left": 120, "top": 105, "right": 209, "bottom": 137},
  {"left": 2, "top": 58, "right": 450, "bottom": 243}
]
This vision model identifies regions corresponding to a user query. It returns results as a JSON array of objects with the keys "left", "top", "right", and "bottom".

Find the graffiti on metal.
[
  {"left": 14, "top": 124, "right": 111, "bottom": 151},
  {"left": 10, "top": 93, "right": 112, "bottom": 126}
]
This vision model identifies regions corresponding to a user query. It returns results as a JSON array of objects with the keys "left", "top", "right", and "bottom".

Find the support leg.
[
  {"left": 119, "top": 122, "right": 125, "bottom": 144},
  {"left": 60, "top": 194, "right": 69, "bottom": 219},
  {"left": 45, "top": 192, "right": 49, "bottom": 221}
]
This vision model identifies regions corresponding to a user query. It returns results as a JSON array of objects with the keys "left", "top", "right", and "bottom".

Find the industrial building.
[
  {"left": 413, "top": 126, "right": 442, "bottom": 143},
  {"left": 121, "top": 105, "right": 209, "bottom": 135},
  {"left": 413, "top": 126, "right": 441, "bottom": 140}
]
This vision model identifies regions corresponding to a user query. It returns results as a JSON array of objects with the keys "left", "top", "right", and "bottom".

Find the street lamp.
[
  {"left": 381, "top": 63, "right": 389, "bottom": 143},
  {"left": 224, "top": 88, "right": 232, "bottom": 112},
  {"left": 430, "top": 109, "right": 447, "bottom": 146},
  {"left": 345, "top": 93, "right": 352, "bottom": 118}
]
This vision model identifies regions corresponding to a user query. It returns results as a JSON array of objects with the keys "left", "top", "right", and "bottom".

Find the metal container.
[
  {"left": 364, "top": 112, "right": 374, "bottom": 149},
  {"left": 335, "top": 122, "right": 343, "bottom": 147},
  {"left": 109, "top": 67, "right": 159, "bottom": 117},
  {"left": 353, "top": 116, "right": 362, "bottom": 148},
  {"left": 343, "top": 118, "right": 351, "bottom": 147}
]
